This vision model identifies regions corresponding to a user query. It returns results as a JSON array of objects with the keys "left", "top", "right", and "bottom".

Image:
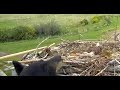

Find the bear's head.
[{"left": 12, "top": 55, "right": 64, "bottom": 76}]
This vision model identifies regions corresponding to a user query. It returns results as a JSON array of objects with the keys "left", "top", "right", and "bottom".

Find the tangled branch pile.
[
  {"left": 3, "top": 39, "right": 120, "bottom": 76},
  {"left": 55, "top": 41, "right": 120, "bottom": 76},
  {"left": 16, "top": 40, "right": 120, "bottom": 76}
]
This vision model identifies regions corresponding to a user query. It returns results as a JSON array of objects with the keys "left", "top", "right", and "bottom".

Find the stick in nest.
[
  {"left": 71, "top": 67, "right": 82, "bottom": 72},
  {"left": 34, "top": 37, "right": 49, "bottom": 56},
  {"left": 85, "top": 67, "right": 94, "bottom": 76},
  {"left": 38, "top": 43, "right": 55, "bottom": 57},
  {"left": 79, "top": 64, "right": 94, "bottom": 76},
  {"left": 24, "top": 37, "right": 49, "bottom": 60},
  {"left": 95, "top": 65, "right": 109, "bottom": 76}
]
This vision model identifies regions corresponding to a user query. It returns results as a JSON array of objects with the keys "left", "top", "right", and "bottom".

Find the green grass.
[
  {"left": 0, "top": 15, "right": 119, "bottom": 53},
  {"left": 0, "top": 34, "right": 81, "bottom": 54},
  {"left": 0, "top": 14, "right": 120, "bottom": 53}
]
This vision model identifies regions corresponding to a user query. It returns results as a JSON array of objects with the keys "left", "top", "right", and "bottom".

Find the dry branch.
[
  {"left": 0, "top": 46, "right": 47, "bottom": 60},
  {"left": 79, "top": 64, "right": 94, "bottom": 76},
  {"left": 95, "top": 65, "right": 109, "bottom": 76},
  {"left": 34, "top": 37, "right": 49, "bottom": 55}
]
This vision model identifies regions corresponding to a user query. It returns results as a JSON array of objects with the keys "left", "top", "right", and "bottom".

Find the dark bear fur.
[{"left": 12, "top": 55, "right": 63, "bottom": 76}]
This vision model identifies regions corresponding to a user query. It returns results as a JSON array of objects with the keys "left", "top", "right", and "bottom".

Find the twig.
[
  {"left": 57, "top": 74, "right": 69, "bottom": 76},
  {"left": 34, "top": 37, "right": 49, "bottom": 55},
  {"left": 63, "top": 69, "right": 67, "bottom": 74},
  {"left": 63, "top": 60, "right": 88, "bottom": 64},
  {"left": 48, "top": 43, "right": 55, "bottom": 48},
  {"left": 85, "top": 67, "right": 94, "bottom": 76},
  {"left": 37, "top": 43, "right": 55, "bottom": 58},
  {"left": 71, "top": 67, "right": 82, "bottom": 72},
  {"left": 41, "top": 53, "right": 49, "bottom": 59},
  {"left": 79, "top": 64, "right": 94, "bottom": 76},
  {"left": 21, "top": 52, "right": 30, "bottom": 60},
  {"left": 95, "top": 65, "right": 109, "bottom": 76}
]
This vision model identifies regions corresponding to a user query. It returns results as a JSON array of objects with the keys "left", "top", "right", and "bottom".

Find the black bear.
[{"left": 12, "top": 55, "right": 63, "bottom": 76}]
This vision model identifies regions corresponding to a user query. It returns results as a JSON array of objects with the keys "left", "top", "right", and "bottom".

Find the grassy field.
[{"left": 0, "top": 14, "right": 120, "bottom": 56}]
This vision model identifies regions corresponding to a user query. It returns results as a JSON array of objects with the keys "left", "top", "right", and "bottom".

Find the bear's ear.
[{"left": 12, "top": 61, "right": 25, "bottom": 75}]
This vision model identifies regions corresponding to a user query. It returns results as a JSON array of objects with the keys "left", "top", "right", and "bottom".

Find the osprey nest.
[
  {"left": 4, "top": 40, "right": 120, "bottom": 76},
  {"left": 12, "top": 40, "right": 120, "bottom": 76}
]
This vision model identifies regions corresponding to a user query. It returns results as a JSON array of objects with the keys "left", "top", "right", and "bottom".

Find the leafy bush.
[
  {"left": 91, "top": 16, "right": 101, "bottom": 24},
  {"left": 80, "top": 19, "right": 89, "bottom": 26},
  {"left": 35, "top": 20, "right": 61, "bottom": 37},
  {"left": 0, "top": 20, "right": 61, "bottom": 42},
  {"left": 11, "top": 26, "right": 37, "bottom": 40},
  {"left": 0, "top": 26, "right": 37, "bottom": 42},
  {"left": 0, "top": 30, "right": 6, "bottom": 42}
]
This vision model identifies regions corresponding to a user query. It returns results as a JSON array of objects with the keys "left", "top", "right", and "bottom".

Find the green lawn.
[
  {"left": 0, "top": 34, "right": 82, "bottom": 54},
  {"left": 0, "top": 14, "right": 120, "bottom": 58}
]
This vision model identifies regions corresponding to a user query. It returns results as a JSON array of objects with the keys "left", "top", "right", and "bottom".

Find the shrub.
[
  {"left": 35, "top": 20, "right": 61, "bottom": 37},
  {"left": 11, "top": 26, "right": 37, "bottom": 40},
  {"left": 0, "top": 26, "right": 37, "bottom": 42},
  {"left": 91, "top": 16, "right": 101, "bottom": 24},
  {"left": 0, "top": 20, "right": 61, "bottom": 42},
  {"left": 0, "top": 30, "right": 6, "bottom": 42},
  {"left": 80, "top": 19, "right": 89, "bottom": 26}
]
